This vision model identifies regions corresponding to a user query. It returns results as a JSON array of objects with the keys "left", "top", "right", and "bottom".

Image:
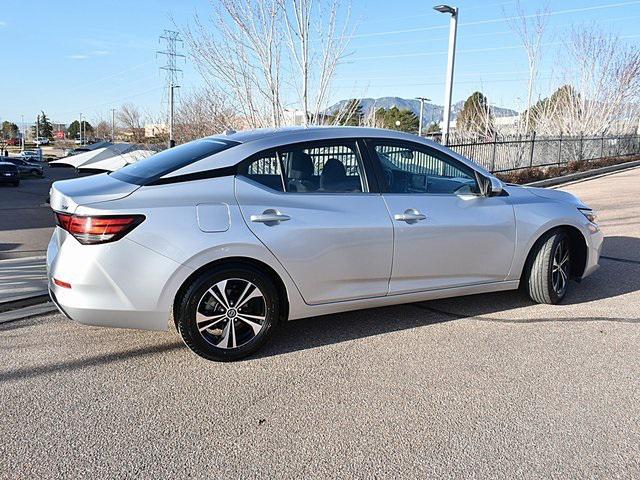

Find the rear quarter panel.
[{"left": 75, "top": 176, "right": 308, "bottom": 319}]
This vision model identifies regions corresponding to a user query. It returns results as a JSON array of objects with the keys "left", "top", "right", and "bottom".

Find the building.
[{"left": 145, "top": 123, "right": 168, "bottom": 138}]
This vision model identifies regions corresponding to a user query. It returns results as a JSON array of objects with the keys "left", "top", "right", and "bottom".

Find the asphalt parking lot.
[
  {"left": 0, "top": 165, "right": 86, "bottom": 260},
  {"left": 1, "top": 167, "right": 639, "bottom": 479}
]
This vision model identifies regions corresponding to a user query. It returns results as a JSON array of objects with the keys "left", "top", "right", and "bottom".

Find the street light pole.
[
  {"left": 434, "top": 5, "right": 458, "bottom": 145},
  {"left": 111, "top": 108, "right": 116, "bottom": 142},
  {"left": 79, "top": 113, "right": 83, "bottom": 145},
  {"left": 21, "top": 115, "right": 25, "bottom": 151},
  {"left": 415, "top": 97, "right": 431, "bottom": 137}
]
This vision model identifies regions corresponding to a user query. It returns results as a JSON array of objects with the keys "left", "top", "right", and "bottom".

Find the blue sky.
[{"left": 2, "top": 0, "right": 640, "bottom": 126}]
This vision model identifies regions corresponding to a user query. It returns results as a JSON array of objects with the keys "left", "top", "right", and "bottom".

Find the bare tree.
[
  {"left": 281, "top": 0, "right": 353, "bottom": 125},
  {"left": 116, "top": 103, "right": 146, "bottom": 143},
  {"left": 505, "top": 0, "right": 550, "bottom": 134},
  {"left": 93, "top": 119, "right": 111, "bottom": 140},
  {"left": 174, "top": 87, "right": 240, "bottom": 143},
  {"left": 532, "top": 28, "right": 640, "bottom": 136},
  {"left": 182, "top": 0, "right": 352, "bottom": 128}
]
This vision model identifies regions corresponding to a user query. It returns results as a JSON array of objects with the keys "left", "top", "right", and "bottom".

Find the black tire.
[
  {"left": 524, "top": 229, "right": 571, "bottom": 304},
  {"left": 175, "top": 264, "right": 280, "bottom": 361},
  {"left": 12, "top": 181, "right": 19, "bottom": 187}
]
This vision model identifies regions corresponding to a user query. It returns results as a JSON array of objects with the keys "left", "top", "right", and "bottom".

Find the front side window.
[{"left": 372, "top": 141, "right": 479, "bottom": 195}]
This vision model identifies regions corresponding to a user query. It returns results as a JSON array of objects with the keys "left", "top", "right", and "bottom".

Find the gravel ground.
[{"left": 1, "top": 167, "right": 639, "bottom": 479}]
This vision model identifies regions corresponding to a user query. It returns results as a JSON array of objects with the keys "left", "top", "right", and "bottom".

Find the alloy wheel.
[
  {"left": 195, "top": 278, "right": 266, "bottom": 349},
  {"left": 551, "top": 239, "right": 570, "bottom": 295}
]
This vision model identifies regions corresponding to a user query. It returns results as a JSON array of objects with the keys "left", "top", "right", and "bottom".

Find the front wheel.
[
  {"left": 525, "top": 230, "right": 571, "bottom": 304},
  {"left": 175, "top": 265, "right": 280, "bottom": 361}
]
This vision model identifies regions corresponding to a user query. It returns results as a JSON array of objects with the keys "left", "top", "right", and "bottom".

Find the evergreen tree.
[
  {"left": 31, "top": 111, "right": 54, "bottom": 139},
  {"left": 1, "top": 121, "right": 19, "bottom": 139},
  {"left": 334, "top": 99, "right": 363, "bottom": 126},
  {"left": 67, "top": 120, "right": 94, "bottom": 139},
  {"left": 524, "top": 84, "right": 579, "bottom": 133},
  {"left": 425, "top": 121, "right": 441, "bottom": 134},
  {"left": 375, "top": 106, "right": 419, "bottom": 134},
  {"left": 456, "top": 91, "right": 494, "bottom": 138}
]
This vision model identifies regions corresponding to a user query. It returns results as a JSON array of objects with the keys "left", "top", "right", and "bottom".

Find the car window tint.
[
  {"left": 240, "top": 152, "right": 284, "bottom": 192},
  {"left": 280, "top": 142, "right": 366, "bottom": 193},
  {"left": 111, "top": 138, "right": 239, "bottom": 185},
  {"left": 373, "top": 142, "right": 478, "bottom": 195}
]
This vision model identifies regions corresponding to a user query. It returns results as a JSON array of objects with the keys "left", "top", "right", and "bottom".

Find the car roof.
[{"left": 208, "top": 126, "right": 423, "bottom": 144}]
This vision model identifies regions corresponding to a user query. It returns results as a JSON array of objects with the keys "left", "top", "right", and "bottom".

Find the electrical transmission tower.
[{"left": 157, "top": 30, "right": 184, "bottom": 148}]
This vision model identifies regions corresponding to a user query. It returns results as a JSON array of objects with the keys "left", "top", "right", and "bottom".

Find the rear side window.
[
  {"left": 111, "top": 138, "right": 239, "bottom": 185},
  {"left": 240, "top": 152, "right": 285, "bottom": 192},
  {"left": 239, "top": 141, "right": 367, "bottom": 193}
]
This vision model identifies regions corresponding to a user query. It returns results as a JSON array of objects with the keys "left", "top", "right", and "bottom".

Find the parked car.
[
  {"left": 20, "top": 151, "right": 41, "bottom": 162},
  {"left": 35, "top": 137, "right": 50, "bottom": 146},
  {"left": 47, "top": 127, "right": 603, "bottom": 361},
  {"left": 6, "top": 138, "right": 20, "bottom": 146},
  {"left": 5, "top": 157, "right": 44, "bottom": 177},
  {"left": 0, "top": 162, "right": 20, "bottom": 186}
]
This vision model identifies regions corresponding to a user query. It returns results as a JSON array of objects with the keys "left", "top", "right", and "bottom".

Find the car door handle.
[
  {"left": 394, "top": 209, "right": 427, "bottom": 223},
  {"left": 250, "top": 210, "right": 291, "bottom": 224}
]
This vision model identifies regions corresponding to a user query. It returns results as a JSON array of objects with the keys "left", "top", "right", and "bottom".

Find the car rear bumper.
[{"left": 46, "top": 228, "right": 190, "bottom": 331}]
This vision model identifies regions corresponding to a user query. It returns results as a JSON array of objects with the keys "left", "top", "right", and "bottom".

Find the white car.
[
  {"left": 20, "top": 151, "right": 41, "bottom": 161},
  {"left": 35, "top": 137, "right": 50, "bottom": 146},
  {"left": 47, "top": 127, "right": 603, "bottom": 361}
]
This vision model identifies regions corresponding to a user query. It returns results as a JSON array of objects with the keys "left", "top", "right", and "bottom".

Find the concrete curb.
[
  {"left": 525, "top": 160, "right": 640, "bottom": 188},
  {"left": 0, "top": 302, "right": 57, "bottom": 324}
]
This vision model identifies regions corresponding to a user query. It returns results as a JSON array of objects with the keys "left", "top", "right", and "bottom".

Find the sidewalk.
[{"left": 0, "top": 256, "right": 48, "bottom": 305}]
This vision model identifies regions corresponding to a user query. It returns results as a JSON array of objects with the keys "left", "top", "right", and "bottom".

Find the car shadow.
[
  {"left": 256, "top": 235, "right": 640, "bottom": 359},
  {"left": 0, "top": 237, "right": 637, "bottom": 372}
]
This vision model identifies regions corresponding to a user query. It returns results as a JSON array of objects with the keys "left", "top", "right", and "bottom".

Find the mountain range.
[{"left": 327, "top": 97, "right": 519, "bottom": 123}]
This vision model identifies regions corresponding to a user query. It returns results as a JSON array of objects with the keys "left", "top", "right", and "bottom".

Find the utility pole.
[
  {"left": 434, "top": 5, "right": 459, "bottom": 145},
  {"left": 415, "top": 97, "right": 431, "bottom": 137},
  {"left": 158, "top": 30, "right": 184, "bottom": 148},
  {"left": 79, "top": 113, "right": 83, "bottom": 145},
  {"left": 111, "top": 108, "right": 116, "bottom": 142},
  {"left": 21, "top": 115, "right": 25, "bottom": 151},
  {"left": 36, "top": 114, "right": 40, "bottom": 140}
]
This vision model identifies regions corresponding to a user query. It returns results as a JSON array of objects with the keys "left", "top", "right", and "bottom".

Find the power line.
[
  {"left": 348, "top": 0, "right": 640, "bottom": 40},
  {"left": 157, "top": 30, "right": 185, "bottom": 148}
]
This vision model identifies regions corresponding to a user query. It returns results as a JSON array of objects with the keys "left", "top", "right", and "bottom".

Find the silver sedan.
[{"left": 47, "top": 127, "right": 603, "bottom": 361}]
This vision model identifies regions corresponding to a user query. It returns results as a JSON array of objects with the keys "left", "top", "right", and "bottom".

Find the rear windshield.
[{"left": 110, "top": 138, "right": 239, "bottom": 185}]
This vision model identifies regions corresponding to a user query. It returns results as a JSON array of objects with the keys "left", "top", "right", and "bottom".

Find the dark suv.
[
  {"left": 0, "top": 162, "right": 20, "bottom": 186},
  {"left": 5, "top": 158, "right": 44, "bottom": 177}
]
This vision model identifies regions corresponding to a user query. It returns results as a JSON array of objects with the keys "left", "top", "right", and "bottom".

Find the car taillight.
[{"left": 54, "top": 212, "right": 145, "bottom": 245}]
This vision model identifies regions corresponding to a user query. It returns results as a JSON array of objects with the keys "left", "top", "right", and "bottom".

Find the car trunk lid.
[{"left": 49, "top": 173, "right": 140, "bottom": 213}]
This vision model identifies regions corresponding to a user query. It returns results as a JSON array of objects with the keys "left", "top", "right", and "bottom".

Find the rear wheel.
[
  {"left": 525, "top": 230, "right": 571, "bottom": 304},
  {"left": 11, "top": 180, "right": 19, "bottom": 187},
  {"left": 175, "top": 265, "right": 280, "bottom": 361}
]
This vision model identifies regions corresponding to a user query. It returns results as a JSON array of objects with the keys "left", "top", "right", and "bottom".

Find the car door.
[
  {"left": 366, "top": 139, "right": 516, "bottom": 294},
  {"left": 235, "top": 139, "right": 393, "bottom": 305}
]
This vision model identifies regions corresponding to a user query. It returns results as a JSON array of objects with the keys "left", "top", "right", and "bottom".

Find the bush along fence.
[{"left": 438, "top": 133, "right": 640, "bottom": 173}]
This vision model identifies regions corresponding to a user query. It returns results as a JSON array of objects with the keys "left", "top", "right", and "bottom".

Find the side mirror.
[
  {"left": 475, "top": 172, "right": 503, "bottom": 196},
  {"left": 488, "top": 176, "right": 503, "bottom": 196}
]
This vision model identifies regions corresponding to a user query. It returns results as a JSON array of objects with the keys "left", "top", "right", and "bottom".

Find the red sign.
[{"left": 54, "top": 130, "right": 65, "bottom": 139}]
